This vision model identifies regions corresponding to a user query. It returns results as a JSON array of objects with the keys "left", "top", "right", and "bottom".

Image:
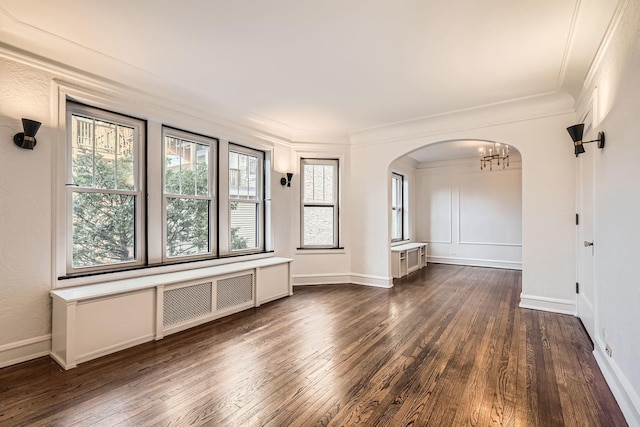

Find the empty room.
[{"left": 1, "top": 1, "right": 639, "bottom": 426}]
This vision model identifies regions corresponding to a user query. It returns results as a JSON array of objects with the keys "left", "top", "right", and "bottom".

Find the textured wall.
[
  {"left": 582, "top": 0, "right": 640, "bottom": 421},
  {"left": 0, "top": 58, "right": 53, "bottom": 346}
]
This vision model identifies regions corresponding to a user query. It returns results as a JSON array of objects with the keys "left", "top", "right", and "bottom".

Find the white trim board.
[
  {"left": 519, "top": 293, "right": 576, "bottom": 316},
  {"left": 292, "top": 274, "right": 352, "bottom": 286},
  {"left": 292, "top": 273, "right": 393, "bottom": 289},
  {"left": 594, "top": 338, "right": 640, "bottom": 427},
  {"left": 428, "top": 256, "right": 522, "bottom": 270},
  {"left": 0, "top": 335, "right": 51, "bottom": 369},
  {"left": 350, "top": 274, "right": 394, "bottom": 288}
]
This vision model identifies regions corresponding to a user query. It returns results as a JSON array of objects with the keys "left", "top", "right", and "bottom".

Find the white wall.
[
  {"left": 576, "top": 0, "right": 640, "bottom": 424},
  {"left": 415, "top": 157, "right": 522, "bottom": 269},
  {"left": 0, "top": 58, "right": 54, "bottom": 366}
]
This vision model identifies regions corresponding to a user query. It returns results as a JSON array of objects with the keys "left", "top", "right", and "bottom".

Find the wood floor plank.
[{"left": 0, "top": 264, "right": 627, "bottom": 427}]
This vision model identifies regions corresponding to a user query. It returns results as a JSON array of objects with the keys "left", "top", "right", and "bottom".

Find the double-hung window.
[
  {"left": 66, "top": 102, "right": 145, "bottom": 273},
  {"left": 228, "top": 144, "right": 264, "bottom": 252},
  {"left": 300, "top": 158, "right": 339, "bottom": 248},
  {"left": 391, "top": 172, "right": 405, "bottom": 242},
  {"left": 163, "top": 127, "right": 217, "bottom": 260},
  {"left": 62, "top": 100, "right": 269, "bottom": 278}
]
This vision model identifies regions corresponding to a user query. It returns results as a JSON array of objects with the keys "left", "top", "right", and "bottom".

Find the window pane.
[
  {"left": 239, "top": 154, "right": 248, "bottom": 196},
  {"left": 117, "top": 126, "right": 135, "bottom": 190},
  {"left": 71, "top": 115, "right": 94, "bottom": 187},
  {"left": 248, "top": 155, "right": 258, "bottom": 198},
  {"left": 304, "top": 164, "right": 335, "bottom": 203},
  {"left": 391, "top": 209, "right": 402, "bottom": 240},
  {"left": 229, "top": 151, "right": 239, "bottom": 198},
  {"left": 165, "top": 137, "right": 182, "bottom": 194},
  {"left": 72, "top": 192, "right": 136, "bottom": 268},
  {"left": 303, "top": 206, "right": 334, "bottom": 246},
  {"left": 392, "top": 177, "right": 398, "bottom": 207},
  {"left": 165, "top": 137, "right": 209, "bottom": 196},
  {"left": 196, "top": 144, "right": 210, "bottom": 196},
  {"left": 230, "top": 151, "right": 259, "bottom": 200},
  {"left": 72, "top": 115, "right": 136, "bottom": 191},
  {"left": 230, "top": 202, "right": 257, "bottom": 250},
  {"left": 166, "top": 198, "right": 210, "bottom": 257}
]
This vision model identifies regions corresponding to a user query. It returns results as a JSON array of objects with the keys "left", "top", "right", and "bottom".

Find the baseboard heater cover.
[{"left": 163, "top": 281, "right": 213, "bottom": 327}]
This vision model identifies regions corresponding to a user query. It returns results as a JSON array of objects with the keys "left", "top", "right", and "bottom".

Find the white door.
[{"left": 577, "top": 129, "right": 596, "bottom": 341}]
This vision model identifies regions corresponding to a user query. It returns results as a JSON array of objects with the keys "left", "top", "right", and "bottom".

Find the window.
[
  {"left": 163, "top": 127, "right": 217, "bottom": 260},
  {"left": 66, "top": 102, "right": 145, "bottom": 273},
  {"left": 229, "top": 145, "right": 264, "bottom": 252},
  {"left": 61, "top": 100, "right": 269, "bottom": 278},
  {"left": 301, "top": 158, "right": 339, "bottom": 248},
  {"left": 391, "top": 172, "right": 405, "bottom": 242}
]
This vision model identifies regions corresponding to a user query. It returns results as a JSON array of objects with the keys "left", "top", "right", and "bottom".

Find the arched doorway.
[{"left": 389, "top": 139, "right": 523, "bottom": 273}]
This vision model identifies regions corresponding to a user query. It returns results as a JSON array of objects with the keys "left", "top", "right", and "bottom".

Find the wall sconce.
[
  {"left": 566, "top": 124, "right": 605, "bottom": 157},
  {"left": 280, "top": 173, "right": 293, "bottom": 187},
  {"left": 13, "top": 118, "right": 42, "bottom": 150}
]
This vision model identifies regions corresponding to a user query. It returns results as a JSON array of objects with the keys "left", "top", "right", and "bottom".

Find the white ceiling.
[{"left": 0, "top": 0, "right": 619, "bottom": 136}]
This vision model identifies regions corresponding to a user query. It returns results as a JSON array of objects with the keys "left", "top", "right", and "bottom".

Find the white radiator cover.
[{"left": 50, "top": 257, "right": 292, "bottom": 370}]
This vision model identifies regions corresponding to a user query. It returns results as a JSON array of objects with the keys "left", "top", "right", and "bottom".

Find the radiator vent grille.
[
  {"left": 163, "top": 282, "right": 212, "bottom": 327},
  {"left": 217, "top": 274, "right": 253, "bottom": 311}
]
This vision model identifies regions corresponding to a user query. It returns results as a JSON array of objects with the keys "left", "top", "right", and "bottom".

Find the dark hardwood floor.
[{"left": 0, "top": 264, "right": 627, "bottom": 426}]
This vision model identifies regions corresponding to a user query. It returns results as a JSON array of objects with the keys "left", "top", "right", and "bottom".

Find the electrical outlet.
[{"left": 605, "top": 344, "right": 612, "bottom": 357}]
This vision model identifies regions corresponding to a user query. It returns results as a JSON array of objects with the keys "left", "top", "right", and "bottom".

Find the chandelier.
[{"left": 479, "top": 142, "right": 509, "bottom": 171}]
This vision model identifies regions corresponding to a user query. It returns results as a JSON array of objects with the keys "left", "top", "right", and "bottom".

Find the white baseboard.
[
  {"left": 292, "top": 273, "right": 393, "bottom": 288},
  {"left": 348, "top": 274, "right": 393, "bottom": 288},
  {"left": 519, "top": 293, "right": 576, "bottom": 315},
  {"left": 594, "top": 338, "right": 640, "bottom": 427},
  {"left": 292, "top": 273, "right": 352, "bottom": 286},
  {"left": 0, "top": 335, "right": 51, "bottom": 369},
  {"left": 76, "top": 334, "right": 155, "bottom": 366},
  {"left": 428, "top": 256, "right": 522, "bottom": 270}
]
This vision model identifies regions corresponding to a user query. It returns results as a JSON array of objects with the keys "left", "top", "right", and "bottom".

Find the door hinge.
[
  {"left": 576, "top": 282, "right": 579, "bottom": 294},
  {"left": 576, "top": 213, "right": 579, "bottom": 225}
]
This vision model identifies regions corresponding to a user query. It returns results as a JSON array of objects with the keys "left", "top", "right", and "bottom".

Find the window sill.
[
  {"left": 391, "top": 240, "right": 411, "bottom": 247},
  {"left": 295, "top": 247, "right": 346, "bottom": 255},
  {"left": 56, "top": 251, "right": 275, "bottom": 289}
]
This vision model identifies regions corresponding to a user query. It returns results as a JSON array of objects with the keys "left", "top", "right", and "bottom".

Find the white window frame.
[
  {"left": 56, "top": 89, "right": 274, "bottom": 286},
  {"left": 300, "top": 158, "right": 340, "bottom": 249},
  {"left": 65, "top": 101, "right": 146, "bottom": 274},
  {"left": 391, "top": 172, "right": 405, "bottom": 242},
  {"left": 162, "top": 127, "right": 217, "bottom": 262},
  {"left": 228, "top": 143, "right": 265, "bottom": 254}
]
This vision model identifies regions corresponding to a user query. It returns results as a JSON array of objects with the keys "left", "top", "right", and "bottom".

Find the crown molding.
[
  {"left": 0, "top": 40, "right": 295, "bottom": 148},
  {"left": 349, "top": 92, "right": 576, "bottom": 148},
  {"left": 576, "top": 0, "right": 629, "bottom": 114},
  {"left": 291, "top": 129, "right": 351, "bottom": 145}
]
